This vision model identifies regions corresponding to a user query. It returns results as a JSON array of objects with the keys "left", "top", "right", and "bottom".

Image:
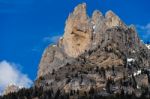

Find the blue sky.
[{"left": 0, "top": 0, "right": 150, "bottom": 91}]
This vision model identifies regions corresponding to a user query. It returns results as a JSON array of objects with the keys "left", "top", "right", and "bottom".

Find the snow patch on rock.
[
  {"left": 127, "top": 58, "right": 135, "bottom": 62},
  {"left": 146, "top": 44, "right": 150, "bottom": 49},
  {"left": 133, "top": 70, "right": 141, "bottom": 76}
]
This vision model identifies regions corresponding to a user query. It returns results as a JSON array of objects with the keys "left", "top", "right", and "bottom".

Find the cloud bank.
[{"left": 0, "top": 60, "right": 32, "bottom": 94}]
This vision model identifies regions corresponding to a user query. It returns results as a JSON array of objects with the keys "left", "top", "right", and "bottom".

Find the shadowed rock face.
[
  {"left": 38, "top": 45, "right": 74, "bottom": 78},
  {"left": 38, "top": 45, "right": 65, "bottom": 77},
  {"left": 36, "top": 3, "right": 150, "bottom": 95}
]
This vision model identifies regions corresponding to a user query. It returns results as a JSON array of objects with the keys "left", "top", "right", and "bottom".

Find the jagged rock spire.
[
  {"left": 73, "top": 3, "right": 87, "bottom": 17},
  {"left": 105, "top": 10, "right": 116, "bottom": 18},
  {"left": 62, "top": 4, "right": 128, "bottom": 58},
  {"left": 62, "top": 3, "right": 93, "bottom": 57},
  {"left": 105, "top": 10, "right": 126, "bottom": 28},
  {"left": 92, "top": 10, "right": 103, "bottom": 23}
]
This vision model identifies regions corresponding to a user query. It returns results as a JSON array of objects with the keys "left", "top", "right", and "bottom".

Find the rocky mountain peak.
[
  {"left": 62, "top": 5, "right": 128, "bottom": 58},
  {"left": 36, "top": 3, "right": 150, "bottom": 96},
  {"left": 38, "top": 3, "right": 150, "bottom": 78}
]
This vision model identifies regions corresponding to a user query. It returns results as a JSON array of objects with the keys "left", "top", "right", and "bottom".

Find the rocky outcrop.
[
  {"left": 36, "top": 3, "right": 150, "bottom": 96},
  {"left": 38, "top": 45, "right": 74, "bottom": 78},
  {"left": 3, "top": 84, "right": 20, "bottom": 95}
]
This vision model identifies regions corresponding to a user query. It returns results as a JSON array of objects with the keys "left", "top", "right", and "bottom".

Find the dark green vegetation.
[{"left": 0, "top": 86, "right": 150, "bottom": 99}]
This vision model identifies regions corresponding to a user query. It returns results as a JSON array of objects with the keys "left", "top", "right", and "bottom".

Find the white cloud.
[
  {"left": 136, "top": 23, "right": 150, "bottom": 41},
  {"left": 0, "top": 60, "right": 33, "bottom": 94},
  {"left": 43, "top": 35, "right": 62, "bottom": 44}
]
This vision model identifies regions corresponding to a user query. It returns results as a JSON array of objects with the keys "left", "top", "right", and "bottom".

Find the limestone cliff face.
[
  {"left": 37, "top": 3, "right": 150, "bottom": 94},
  {"left": 62, "top": 3, "right": 93, "bottom": 57}
]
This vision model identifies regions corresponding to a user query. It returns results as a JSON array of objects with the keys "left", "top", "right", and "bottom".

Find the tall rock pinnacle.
[{"left": 62, "top": 3, "right": 93, "bottom": 57}]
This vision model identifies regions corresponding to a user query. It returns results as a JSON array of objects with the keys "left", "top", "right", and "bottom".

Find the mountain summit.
[{"left": 36, "top": 3, "right": 150, "bottom": 96}]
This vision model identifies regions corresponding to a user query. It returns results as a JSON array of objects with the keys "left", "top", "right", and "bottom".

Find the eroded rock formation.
[{"left": 36, "top": 3, "right": 150, "bottom": 95}]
